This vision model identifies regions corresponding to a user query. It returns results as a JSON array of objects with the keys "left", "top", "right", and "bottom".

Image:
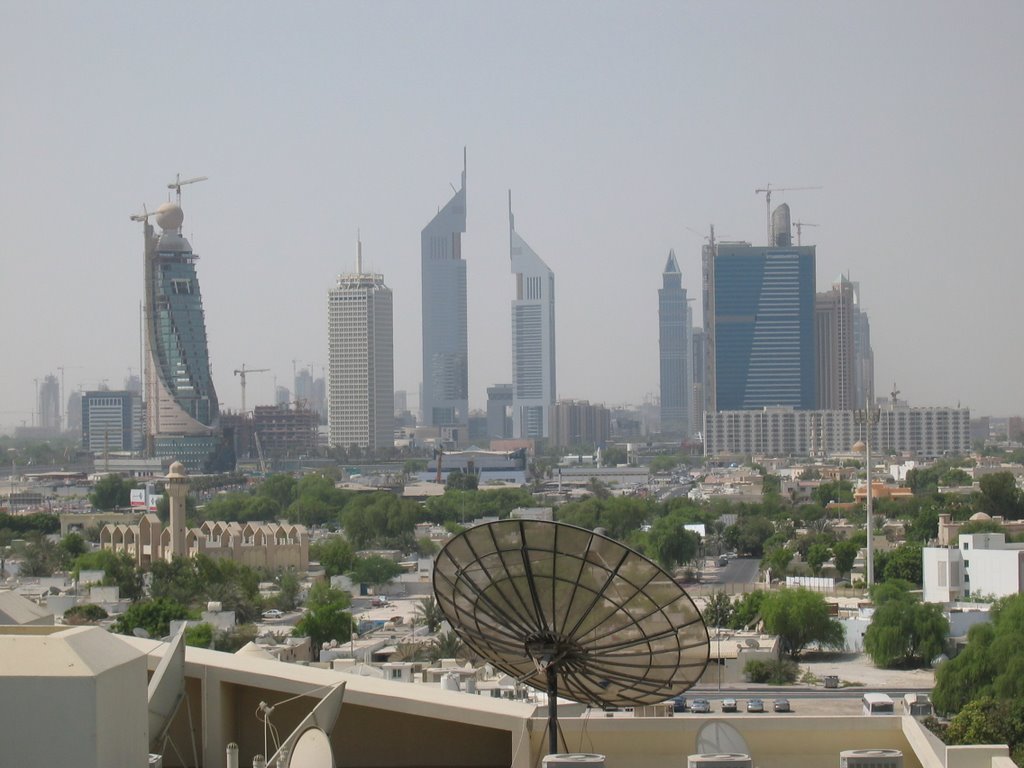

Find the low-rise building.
[{"left": 923, "top": 532, "right": 1024, "bottom": 603}]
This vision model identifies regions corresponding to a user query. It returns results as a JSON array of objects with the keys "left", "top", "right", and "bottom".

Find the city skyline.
[{"left": 2, "top": 2, "right": 1023, "bottom": 435}]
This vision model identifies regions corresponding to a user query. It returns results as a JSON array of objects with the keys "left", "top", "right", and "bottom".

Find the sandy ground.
[{"left": 797, "top": 650, "right": 935, "bottom": 689}]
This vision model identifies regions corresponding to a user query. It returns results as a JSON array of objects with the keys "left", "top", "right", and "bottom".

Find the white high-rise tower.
[
  {"left": 328, "top": 238, "right": 394, "bottom": 451},
  {"left": 509, "top": 194, "right": 556, "bottom": 439}
]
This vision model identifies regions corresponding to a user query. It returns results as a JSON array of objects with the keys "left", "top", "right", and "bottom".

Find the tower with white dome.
[{"left": 139, "top": 177, "right": 221, "bottom": 471}]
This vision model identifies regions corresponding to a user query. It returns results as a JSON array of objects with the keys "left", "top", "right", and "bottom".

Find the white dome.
[{"left": 155, "top": 202, "right": 184, "bottom": 231}]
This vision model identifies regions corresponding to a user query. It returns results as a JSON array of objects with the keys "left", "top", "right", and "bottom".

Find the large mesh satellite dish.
[{"left": 433, "top": 520, "right": 709, "bottom": 755}]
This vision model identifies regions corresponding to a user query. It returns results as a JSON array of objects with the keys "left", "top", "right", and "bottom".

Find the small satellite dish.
[
  {"left": 696, "top": 722, "right": 751, "bottom": 756},
  {"left": 433, "top": 520, "right": 709, "bottom": 757},
  {"left": 133, "top": 627, "right": 151, "bottom": 639},
  {"left": 744, "top": 639, "right": 759, "bottom": 648},
  {"left": 287, "top": 727, "right": 333, "bottom": 768}
]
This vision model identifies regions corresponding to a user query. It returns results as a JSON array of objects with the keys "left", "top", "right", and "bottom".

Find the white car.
[{"left": 262, "top": 609, "right": 284, "bottom": 620}]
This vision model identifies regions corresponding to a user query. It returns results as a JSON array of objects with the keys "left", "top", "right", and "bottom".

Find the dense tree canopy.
[
  {"left": 977, "top": 472, "right": 1024, "bottom": 520},
  {"left": 310, "top": 536, "right": 355, "bottom": 577},
  {"left": 933, "top": 594, "right": 1024, "bottom": 713},
  {"left": 89, "top": 475, "right": 137, "bottom": 510},
  {"left": 350, "top": 555, "right": 403, "bottom": 588},
  {"left": 760, "top": 588, "right": 845, "bottom": 657},
  {"left": 864, "top": 580, "right": 947, "bottom": 668},
  {"left": 113, "top": 597, "right": 190, "bottom": 638},
  {"left": 875, "top": 543, "right": 924, "bottom": 586},
  {"left": 293, "top": 583, "right": 353, "bottom": 652},
  {"left": 342, "top": 493, "right": 417, "bottom": 550}
]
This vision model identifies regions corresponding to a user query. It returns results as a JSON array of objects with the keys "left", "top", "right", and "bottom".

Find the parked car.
[
  {"left": 669, "top": 695, "right": 687, "bottom": 713},
  {"left": 773, "top": 699, "right": 791, "bottom": 713},
  {"left": 371, "top": 596, "right": 389, "bottom": 607},
  {"left": 746, "top": 698, "right": 765, "bottom": 713},
  {"left": 721, "top": 698, "right": 738, "bottom": 712},
  {"left": 261, "top": 609, "right": 284, "bottom": 619},
  {"left": 690, "top": 699, "right": 712, "bottom": 713}
]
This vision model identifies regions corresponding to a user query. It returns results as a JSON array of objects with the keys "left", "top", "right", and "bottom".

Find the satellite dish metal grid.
[{"left": 433, "top": 520, "right": 709, "bottom": 753}]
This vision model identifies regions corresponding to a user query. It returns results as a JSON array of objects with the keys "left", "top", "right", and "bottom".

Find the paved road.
[{"left": 707, "top": 556, "right": 761, "bottom": 586}]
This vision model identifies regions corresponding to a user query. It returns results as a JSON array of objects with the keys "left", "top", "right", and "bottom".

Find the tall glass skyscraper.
[
  {"left": 509, "top": 197, "right": 555, "bottom": 439},
  {"left": 328, "top": 240, "right": 394, "bottom": 451},
  {"left": 420, "top": 153, "right": 468, "bottom": 428},
  {"left": 142, "top": 200, "right": 221, "bottom": 470},
  {"left": 659, "top": 250, "right": 692, "bottom": 437},
  {"left": 706, "top": 206, "right": 816, "bottom": 411}
]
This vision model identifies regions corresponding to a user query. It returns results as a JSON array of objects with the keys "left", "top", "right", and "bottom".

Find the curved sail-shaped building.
[
  {"left": 420, "top": 152, "right": 468, "bottom": 429},
  {"left": 143, "top": 200, "right": 221, "bottom": 470}
]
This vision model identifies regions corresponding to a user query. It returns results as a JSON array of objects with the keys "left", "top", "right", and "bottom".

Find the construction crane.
[
  {"left": 233, "top": 365, "right": 270, "bottom": 414},
  {"left": 755, "top": 184, "right": 822, "bottom": 245},
  {"left": 167, "top": 173, "right": 208, "bottom": 205},
  {"left": 793, "top": 221, "right": 818, "bottom": 246}
]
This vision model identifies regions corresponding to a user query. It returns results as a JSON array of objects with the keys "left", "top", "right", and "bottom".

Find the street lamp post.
[{"left": 853, "top": 402, "right": 881, "bottom": 587}]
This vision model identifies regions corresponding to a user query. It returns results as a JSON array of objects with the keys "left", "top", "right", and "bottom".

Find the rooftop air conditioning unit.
[
  {"left": 840, "top": 749, "right": 904, "bottom": 768},
  {"left": 542, "top": 754, "right": 606, "bottom": 767},
  {"left": 688, "top": 753, "right": 753, "bottom": 768}
]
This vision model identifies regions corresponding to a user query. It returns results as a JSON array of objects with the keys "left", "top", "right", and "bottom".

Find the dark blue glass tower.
[{"left": 712, "top": 242, "right": 816, "bottom": 410}]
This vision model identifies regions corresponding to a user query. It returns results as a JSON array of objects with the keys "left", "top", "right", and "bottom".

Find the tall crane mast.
[
  {"left": 167, "top": 173, "right": 208, "bottom": 205},
  {"left": 792, "top": 221, "right": 818, "bottom": 246},
  {"left": 233, "top": 364, "right": 270, "bottom": 414},
  {"left": 755, "top": 184, "right": 822, "bottom": 245}
]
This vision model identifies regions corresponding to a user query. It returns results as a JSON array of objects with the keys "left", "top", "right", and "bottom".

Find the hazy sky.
[{"left": 2, "top": 1, "right": 1022, "bottom": 435}]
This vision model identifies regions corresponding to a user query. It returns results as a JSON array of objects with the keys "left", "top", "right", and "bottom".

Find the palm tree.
[
  {"left": 414, "top": 596, "right": 444, "bottom": 633},
  {"left": 429, "top": 630, "right": 465, "bottom": 663}
]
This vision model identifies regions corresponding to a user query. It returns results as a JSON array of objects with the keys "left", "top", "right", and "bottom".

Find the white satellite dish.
[
  {"left": 696, "top": 722, "right": 751, "bottom": 757},
  {"left": 287, "top": 727, "right": 333, "bottom": 768}
]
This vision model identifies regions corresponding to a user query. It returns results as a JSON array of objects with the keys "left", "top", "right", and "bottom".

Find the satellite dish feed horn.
[{"left": 433, "top": 520, "right": 710, "bottom": 757}]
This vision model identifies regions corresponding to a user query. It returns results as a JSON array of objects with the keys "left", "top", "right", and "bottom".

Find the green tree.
[
  {"left": 602, "top": 446, "right": 628, "bottom": 467},
  {"left": 864, "top": 580, "right": 948, "bottom": 668},
  {"left": 806, "top": 542, "right": 832, "bottom": 576},
  {"left": 63, "top": 603, "right": 108, "bottom": 624},
  {"left": 832, "top": 539, "right": 859, "bottom": 579},
  {"left": 933, "top": 594, "right": 1024, "bottom": 713},
  {"left": 958, "top": 519, "right": 1004, "bottom": 535},
  {"left": 403, "top": 459, "right": 427, "bottom": 475},
  {"left": 945, "top": 697, "right": 1024, "bottom": 764},
  {"left": 445, "top": 469, "right": 478, "bottom": 491},
  {"left": 257, "top": 474, "right": 298, "bottom": 510},
  {"left": 728, "top": 590, "right": 766, "bottom": 630},
  {"left": 876, "top": 542, "right": 924, "bottom": 586},
  {"left": 429, "top": 629, "right": 466, "bottom": 662},
  {"left": 813, "top": 480, "right": 853, "bottom": 508},
  {"left": 73, "top": 549, "right": 143, "bottom": 601},
  {"left": 277, "top": 571, "right": 301, "bottom": 611},
  {"left": 185, "top": 622, "right": 215, "bottom": 649},
  {"left": 647, "top": 514, "right": 700, "bottom": 571},
  {"left": 761, "top": 588, "right": 845, "bottom": 658},
  {"left": 416, "top": 537, "right": 439, "bottom": 557},
  {"left": 89, "top": 475, "right": 136, "bottom": 510},
  {"left": 744, "top": 657, "right": 799, "bottom": 684},
  {"left": 414, "top": 596, "right": 444, "bottom": 633},
  {"left": 58, "top": 532, "right": 88, "bottom": 567},
  {"left": 703, "top": 591, "right": 734, "bottom": 628},
  {"left": 113, "top": 597, "right": 190, "bottom": 638},
  {"left": 350, "top": 555, "right": 402, "bottom": 590},
  {"left": 723, "top": 515, "right": 775, "bottom": 556},
  {"left": 764, "top": 545, "right": 794, "bottom": 580},
  {"left": 342, "top": 493, "right": 417, "bottom": 550},
  {"left": 18, "top": 535, "right": 61, "bottom": 576},
  {"left": 310, "top": 536, "right": 355, "bottom": 577},
  {"left": 977, "top": 472, "right": 1024, "bottom": 520},
  {"left": 293, "top": 583, "right": 353, "bottom": 652}
]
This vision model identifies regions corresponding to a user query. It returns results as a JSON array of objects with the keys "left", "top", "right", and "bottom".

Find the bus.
[{"left": 862, "top": 693, "right": 895, "bottom": 715}]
